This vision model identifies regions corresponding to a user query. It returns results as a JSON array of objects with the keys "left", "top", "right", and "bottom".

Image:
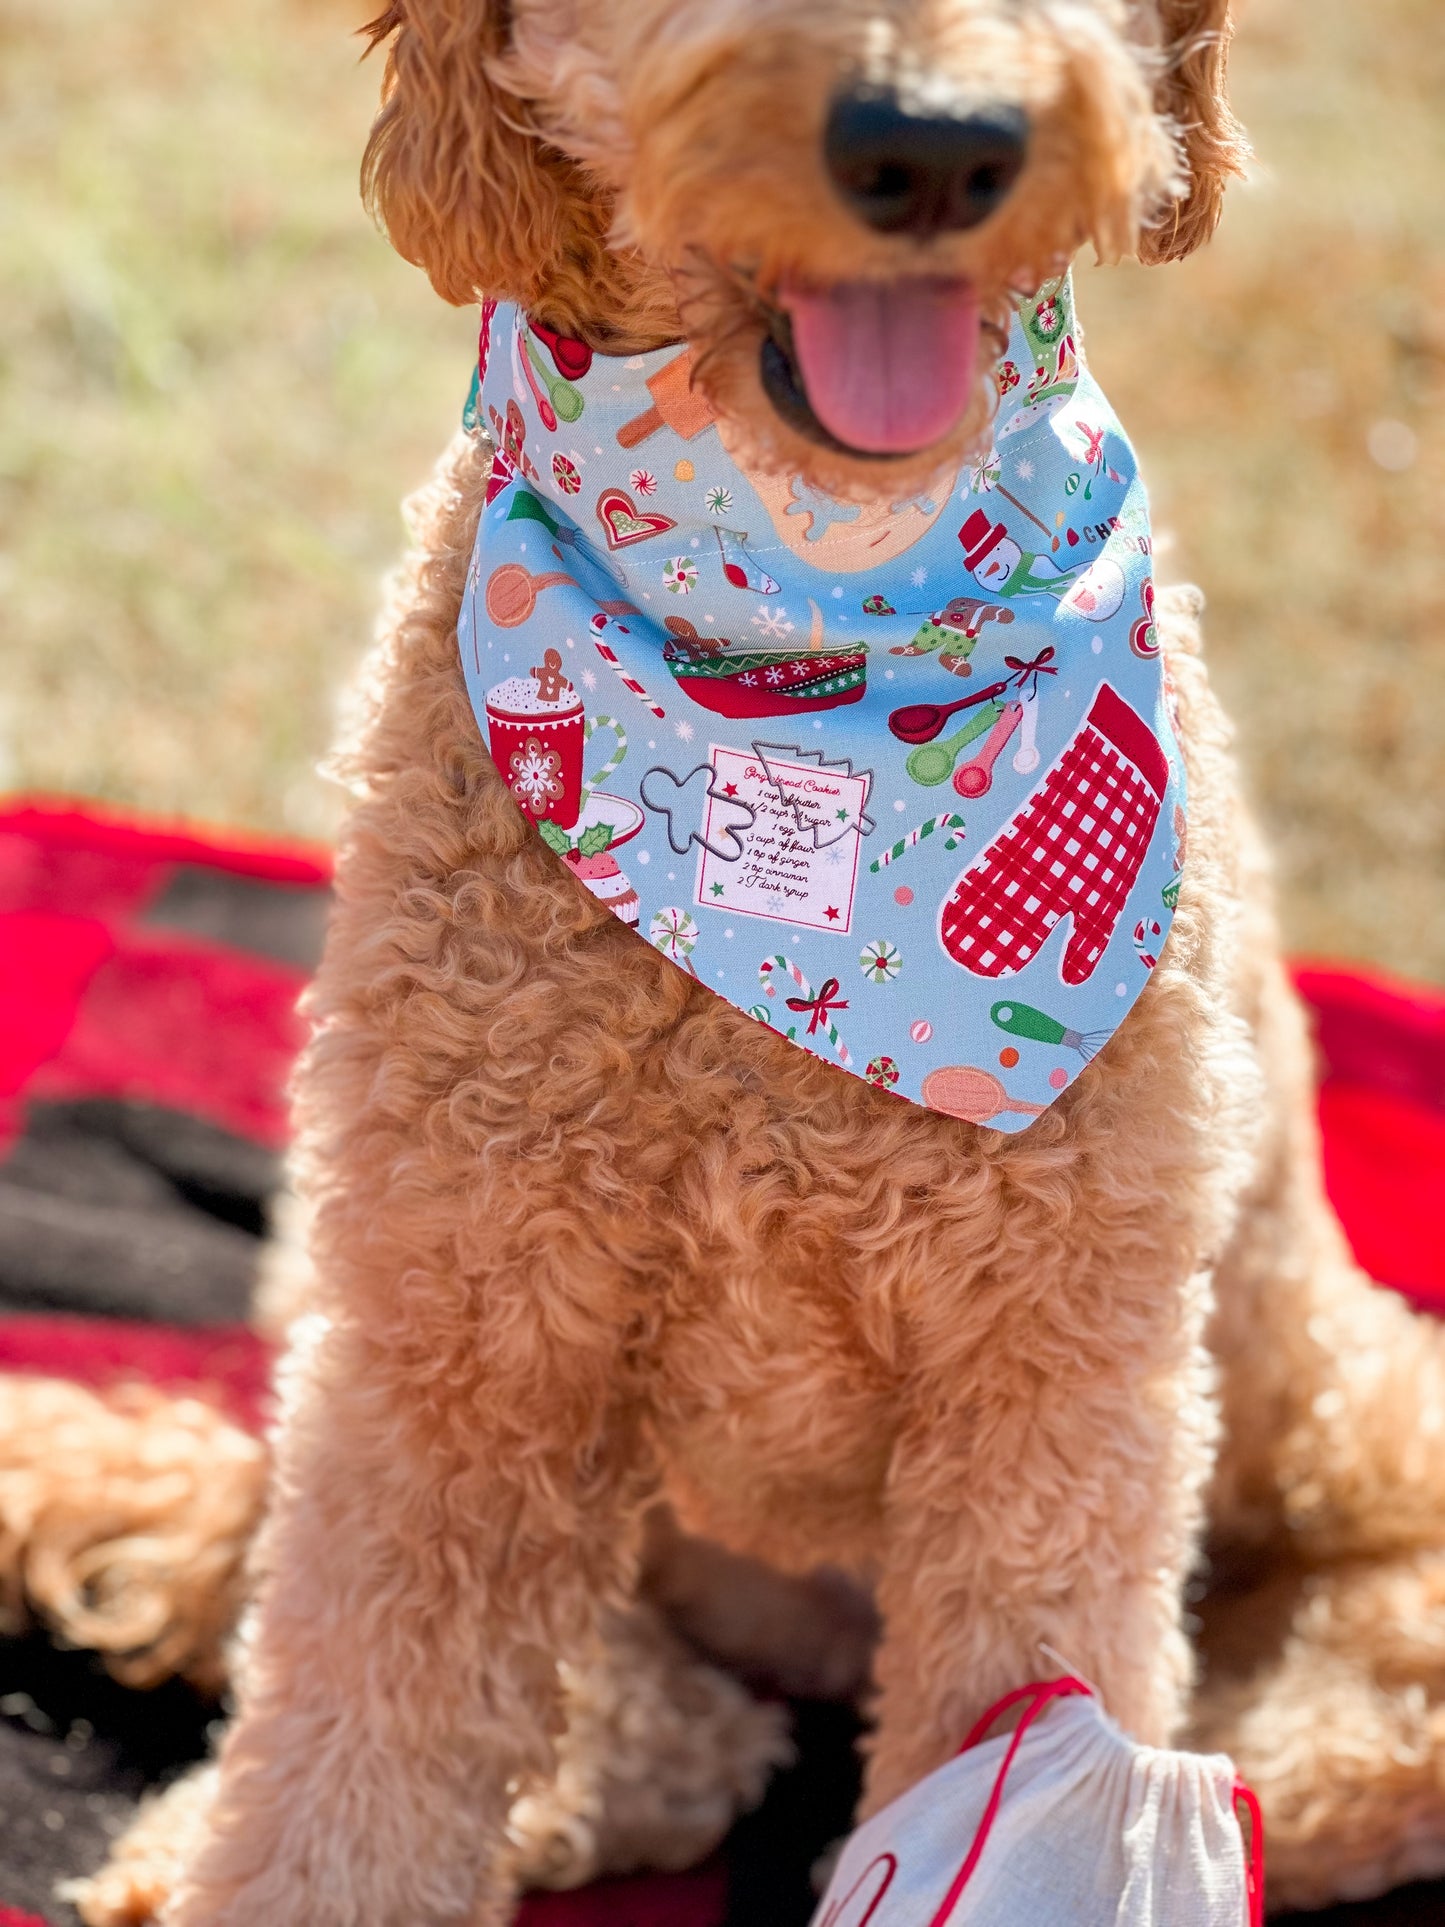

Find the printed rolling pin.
[{"left": 617, "top": 350, "right": 717, "bottom": 449}]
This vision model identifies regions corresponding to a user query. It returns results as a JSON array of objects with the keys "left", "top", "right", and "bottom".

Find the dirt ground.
[{"left": 2, "top": 0, "right": 1441, "bottom": 980}]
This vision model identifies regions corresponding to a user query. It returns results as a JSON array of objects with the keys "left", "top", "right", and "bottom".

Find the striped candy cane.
[
  {"left": 590, "top": 617, "right": 666, "bottom": 718},
  {"left": 758, "top": 955, "right": 852, "bottom": 1068},
  {"left": 582, "top": 715, "right": 628, "bottom": 794},
  {"left": 869, "top": 812, "right": 965, "bottom": 873}
]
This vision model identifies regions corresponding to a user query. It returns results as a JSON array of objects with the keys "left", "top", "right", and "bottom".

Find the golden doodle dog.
[{"left": 9, "top": 0, "right": 1445, "bottom": 1921}]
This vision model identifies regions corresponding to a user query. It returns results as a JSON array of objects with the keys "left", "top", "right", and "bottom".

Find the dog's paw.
[
  {"left": 508, "top": 1606, "right": 791, "bottom": 1890},
  {"left": 66, "top": 1765, "right": 218, "bottom": 1927}
]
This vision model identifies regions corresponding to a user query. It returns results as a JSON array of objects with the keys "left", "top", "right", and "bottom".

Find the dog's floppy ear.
[
  {"left": 361, "top": 0, "right": 616, "bottom": 313},
  {"left": 1137, "top": 0, "right": 1249, "bottom": 264}
]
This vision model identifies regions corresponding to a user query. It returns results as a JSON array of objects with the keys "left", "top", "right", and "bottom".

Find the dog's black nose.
[{"left": 824, "top": 88, "right": 1029, "bottom": 237}]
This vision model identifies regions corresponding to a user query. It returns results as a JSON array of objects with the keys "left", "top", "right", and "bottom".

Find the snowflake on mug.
[
  {"left": 629, "top": 468, "right": 658, "bottom": 496},
  {"left": 751, "top": 605, "right": 795, "bottom": 641},
  {"left": 705, "top": 486, "right": 733, "bottom": 516},
  {"left": 508, "top": 738, "right": 564, "bottom": 810},
  {"left": 663, "top": 556, "right": 698, "bottom": 595}
]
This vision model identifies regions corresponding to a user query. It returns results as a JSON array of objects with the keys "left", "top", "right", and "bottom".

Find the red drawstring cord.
[
  {"left": 925, "top": 1680, "right": 1266, "bottom": 1927},
  {"left": 925, "top": 1677, "right": 1094, "bottom": 1927},
  {"left": 1233, "top": 1778, "right": 1266, "bottom": 1927}
]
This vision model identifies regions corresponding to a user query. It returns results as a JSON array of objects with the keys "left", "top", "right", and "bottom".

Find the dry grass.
[{"left": 1, "top": 0, "right": 1441, "bottom": 976}]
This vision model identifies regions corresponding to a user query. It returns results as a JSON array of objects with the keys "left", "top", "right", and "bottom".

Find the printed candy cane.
[
  {"left": 582, "top": 715, "right": 628, "bottom": 795},
  {"left": 758, "top": 955, "right": 852, "bottom": 1067},
  {"left": 869, "top": 813, "right": 965, "bottom": 873},
  {"left": 590, "top": 614, "right": 666, "bottom": 718}
]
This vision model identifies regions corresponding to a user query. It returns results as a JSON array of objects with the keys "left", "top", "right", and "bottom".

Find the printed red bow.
[
  {"left": 938, "top": 647, "right": 1059, "bottom": 718},
  {"left": 786, "top": 978, "right": 849, "bottom": 1035},
  {"left": 1002, "top": 647, "right": 1059, "bottom": 699}
]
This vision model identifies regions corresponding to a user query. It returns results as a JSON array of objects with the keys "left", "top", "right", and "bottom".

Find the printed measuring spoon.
[
  {"left": 954, "top": 702, "right": 1023, "bottom": 799},
  {"left": 905, "top": 701, "right": 1001, "bottom": 788},
  {"left": 526, "top": 335, "right": 585, "bottom": 424}
]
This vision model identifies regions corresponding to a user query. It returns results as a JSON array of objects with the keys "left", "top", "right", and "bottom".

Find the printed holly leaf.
[
  {"left": 537, "top": 818, "right": 572, "bottom": 855},
  {"left": 577, "top": 822, "right": 615, "bottom": 857}
]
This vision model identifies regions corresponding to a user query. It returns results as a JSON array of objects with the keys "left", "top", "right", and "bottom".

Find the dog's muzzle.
[{"left": 823, "top": 85, "right": 1029, "bottom": 239}]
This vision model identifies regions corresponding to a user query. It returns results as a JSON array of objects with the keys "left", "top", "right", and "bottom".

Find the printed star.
[
  {"left": 724, "top": 782, "right": 739, "bottom": 797},
  {"left": 710, "top": 882, "right": 725, "bottom": 897},
  {"left": 835, "top": 807, "right": 849, "bottom": 821},
  {"left": 825, "top": 906, "right": 841, "bottom": 921}
]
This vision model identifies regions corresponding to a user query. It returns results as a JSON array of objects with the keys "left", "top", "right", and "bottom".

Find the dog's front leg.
[
  {"left": 861, "top": 1265, "right": 1215, "bottom": 1814},
  {"left": 162, "top": 1308, "right": 644, "bottom": 1927}
]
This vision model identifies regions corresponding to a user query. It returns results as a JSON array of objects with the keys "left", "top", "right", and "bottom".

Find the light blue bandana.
[{"left": 457, "top": 280, "right": 1185, "bottom": 1130}]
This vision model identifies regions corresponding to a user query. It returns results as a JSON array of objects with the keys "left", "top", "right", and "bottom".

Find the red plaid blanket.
[{"left": 0, "top": 796, "right": 1441, "bottom": 1927}]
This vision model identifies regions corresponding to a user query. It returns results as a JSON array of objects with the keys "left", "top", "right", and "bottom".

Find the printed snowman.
[{"left": 958, "top": 510, "right": 1125, "bottom": 623}]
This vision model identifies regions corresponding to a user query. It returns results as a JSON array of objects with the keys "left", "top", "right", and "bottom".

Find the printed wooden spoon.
[
  {"left": 485, "top": 561, "right": 578, "bottom": 628},
  {"left": 922, "top": 1065, "right": 1047, "bottom": 1124}
]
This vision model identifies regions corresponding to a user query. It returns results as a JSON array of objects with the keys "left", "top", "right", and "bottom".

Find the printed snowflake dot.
[
  {"left": 751, "top": 605, "right": 795, "bottom": 640},
  {"left": 859, "top": 939, "right": 903, "bottom": 984}
]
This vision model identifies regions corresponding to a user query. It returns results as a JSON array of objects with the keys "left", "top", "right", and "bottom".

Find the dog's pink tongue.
[{"left": 780, "top": 279, "right": 981, "bottom": 455}]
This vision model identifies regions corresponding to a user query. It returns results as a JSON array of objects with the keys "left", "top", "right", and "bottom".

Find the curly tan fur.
[
  {"left": 0, "top": 1375, "right": 264, "bottom": 1696},
  {"left": 27, "top": 0, "right": 1445, "bottom": 1921}
]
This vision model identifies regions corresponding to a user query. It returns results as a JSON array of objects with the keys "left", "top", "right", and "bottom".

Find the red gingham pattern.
[{"left": 940, "top": 687, "right": 1163, "bottom": 986}]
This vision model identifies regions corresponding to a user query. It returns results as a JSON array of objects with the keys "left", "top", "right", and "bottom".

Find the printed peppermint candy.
[
  {"left": 650, "top": 907, "right": 699, "bottom": 970},
  {"left": 456, "top": 277, "right": 1184, "bottom": 1132},
  {"left": 860, "top": 939, "right": 903, "bottom": 984}
]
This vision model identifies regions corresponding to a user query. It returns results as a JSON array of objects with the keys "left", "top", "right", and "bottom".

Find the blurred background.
[{"left": 2, "top": 0, "right": 1442, "bottom": 978}]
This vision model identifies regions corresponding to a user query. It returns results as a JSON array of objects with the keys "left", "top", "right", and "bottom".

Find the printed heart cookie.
[{"left": 596, "top": 486, "right": 676, "bottom": 550}]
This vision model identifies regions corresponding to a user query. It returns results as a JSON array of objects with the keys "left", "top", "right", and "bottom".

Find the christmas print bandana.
[{"left": 456, "top": 279, "right": 1186, "bottom": 1131}]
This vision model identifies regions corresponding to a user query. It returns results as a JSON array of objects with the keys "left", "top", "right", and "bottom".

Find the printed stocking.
[{"left": 939, "top": 683, "right": 1168, "bottom": 985}]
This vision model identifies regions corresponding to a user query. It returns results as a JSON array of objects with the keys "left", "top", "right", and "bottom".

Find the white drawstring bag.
[{"left": 810, "top": 1679, "right": 1264, "bottom": 1927}]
